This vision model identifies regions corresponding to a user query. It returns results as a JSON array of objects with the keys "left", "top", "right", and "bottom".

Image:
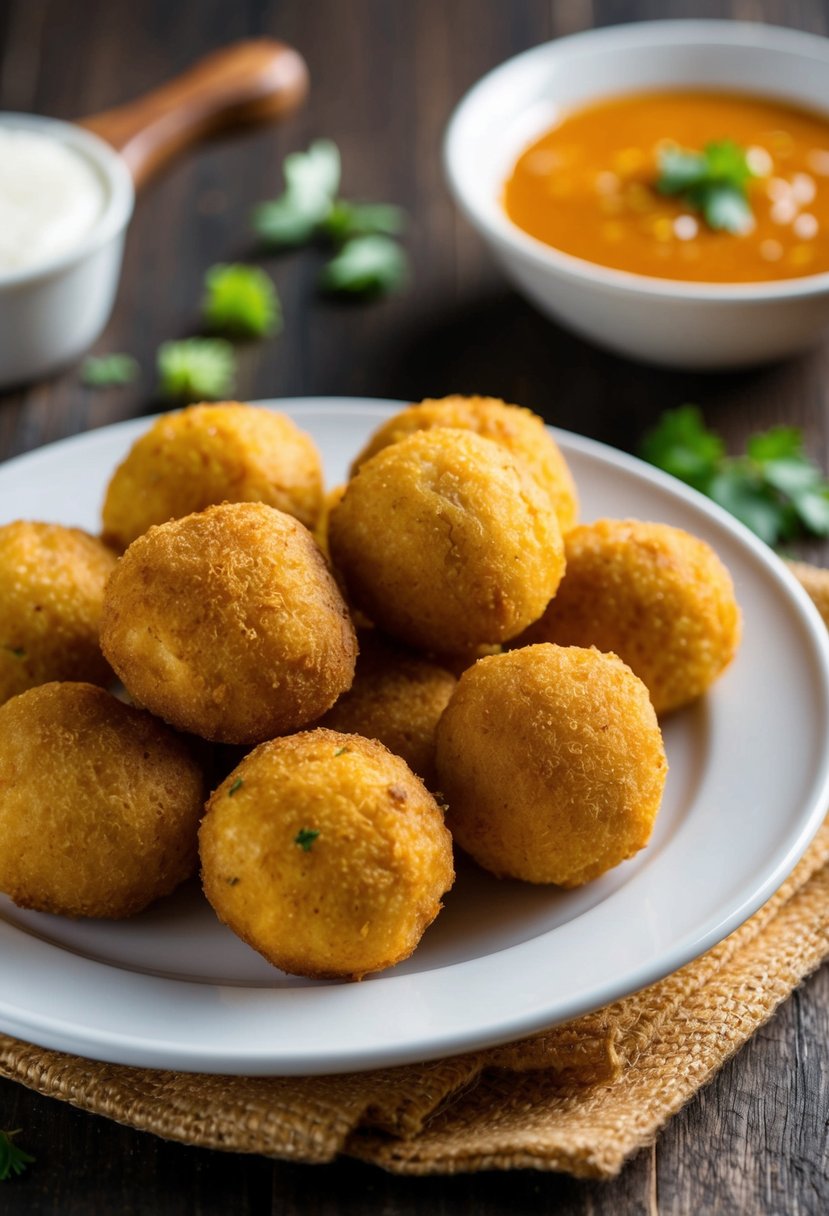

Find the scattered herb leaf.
[
  {"left": 226, "top": 876, "right": 240, "bottom": 886},
  {"left": 228, "top": 777, "right": 244, "bottom": 797},
  {"left": 81, "top": 353, "right": 139, "bottom": 389},
  {"left": 3, "top": 646, "right": 25, "bottom": 659},
  {"left": 0, "top": 1130, "right": 35, "bottom": 1181},
  {"left": 295, "top": 827, "right": 320, "bottom": 852},
  {"left": 656, "top": 139, "right": 757, "bottom": 234},
  {"left": 640, "top": 406, "right": 829, "bottom": 546},
  {"left": 321, "top": 200, "right": 407, "bottom": 242},
  {"left": 157, "top": 338, "right": 235, "bottom": 402},
  {"left": 202, "top": 264, "right": 281, "bottom": 338},
  {"left": 333, "top": 746, "right": 350, "bottom": 756},
  {"left": 320, "top": 234, "right": 408, "bottom": 296},
  {"left": 639, "top": 404, "right": 724, "bottom": 491},
  {"left": 253, "top": 139, "right": 341, "bottom": 248}
]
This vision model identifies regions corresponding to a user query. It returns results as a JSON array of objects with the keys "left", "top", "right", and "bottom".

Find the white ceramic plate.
[{"left": 1, "top": 398, "right": 828, "bottom": 1076}]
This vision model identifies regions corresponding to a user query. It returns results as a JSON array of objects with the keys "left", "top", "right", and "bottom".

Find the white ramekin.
[{"left": 0, "top": 113, "right": 134, "bottom": 389}]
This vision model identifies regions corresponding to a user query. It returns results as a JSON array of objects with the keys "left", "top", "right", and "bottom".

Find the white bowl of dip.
[
  {"left": 0, "top": 113, "right": 133, "bottom": 389},
  {"left": 444, "top": 20, "right": 829, "bottom": 369}
]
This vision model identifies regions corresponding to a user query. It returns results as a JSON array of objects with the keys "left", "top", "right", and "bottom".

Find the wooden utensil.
[{"left": 80, "top": 38, "right": 309, "bottom": 188}]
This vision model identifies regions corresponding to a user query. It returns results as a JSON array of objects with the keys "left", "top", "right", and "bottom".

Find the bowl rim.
[
  {"left": 444, "top": 18, "right": 829, "bottom": 302},
  {"left": 0, "top": 112, "right": 135, "bottom": 290}
]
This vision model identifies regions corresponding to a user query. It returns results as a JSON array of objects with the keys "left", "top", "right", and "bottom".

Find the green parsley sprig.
[
  {"left": 253, "top": 139, "right": 342, "bottom": 247},
  {"left": 157, "top": 338, "right": 236, "bottom": 402},
  {"left": 320, "top": 235, "right": 408, "bottom": 297},
  {"left": 656, "top": 140, "right": 756, "bottom": 234},
  {"left": 202, "top": 264, "right": 281, "bottom": 338},
  {"left": 0, "top": 1129, "right": 35, "bottom": 1181},
  {"left": 253, "top": 140, "right": 409, "bottom": 296},
  {"left": 640, "top": 405, "right": 829, "bottom": 546},
  {"left": 81, "top": 353, "right": 140, "bottom": 389},
  {"left": 321, "top": 201, "right": 406, "bottom": 242}
]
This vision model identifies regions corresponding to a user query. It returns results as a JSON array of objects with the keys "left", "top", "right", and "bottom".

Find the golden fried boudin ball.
[
  {"left": 313, "top": 483, "right": 346, "bottom": 561},
  {"left": 101, "top": 402, "right": 324, "bottom": 551},
  {"left": 200, "top": 729, "right": 454, "bottom": 980},
  {"left": 0, "top": 521, "right": 115, "bottom": 706},
  {"left": 101, "top": 502, "right": 357, "bottom": 744},
  {"left": 435, "top": 646, "right": 667, "bottom": 887},
  {"left": 0, "top": 682, "right": 205, "bottom": 918},
  {"left": 350, "top": 395, "right": 578, "bottom": 534},
  {"left": 516, "top": 519, "right": 742, "bottom": 714},
  {"left": 318, "top": 632, "right": 457, "bottom": 787},
  {"left": 329, "top": 429, "right": 565, "bottom": 654}
]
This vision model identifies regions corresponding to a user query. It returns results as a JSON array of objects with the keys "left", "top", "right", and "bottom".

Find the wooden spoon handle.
[{"left": 79, "top": 39, "right": 309, "bottom": 189}]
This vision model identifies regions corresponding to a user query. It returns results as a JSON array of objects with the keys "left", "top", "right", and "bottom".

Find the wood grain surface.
[{"left": 1, "top": 0, "right": 828, "bottom": 1212}]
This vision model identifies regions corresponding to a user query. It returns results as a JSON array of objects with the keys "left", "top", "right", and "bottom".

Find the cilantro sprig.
[
  {"left": 0, "top": 1129, "right": 35, "bottom": 1181},
  {"left": 81, "top": 353, "right": 140, "bottom": 389},
  {"left": 202, "top": 264, "right": 281, "bottom": 338},
  {"left": 320, "top": 235, "right": 408, "bottom": 297},
  {"left": 640, "top": 406, "right": 829, "bottom": 546},
  {"left": 157, "top": 338, "right": 235, "bottom": 402},
  {"left": 253, "top": 140, "right": 409, "bottom": 296},
  {"left": 253, "top": 139, "right": 342, "bottom": 247},
  {"left": 321, "top": 201, "right": 406, "bottom": 242},
  {"left": 656, "top": 140, "right": 757, "bottom": 234}
]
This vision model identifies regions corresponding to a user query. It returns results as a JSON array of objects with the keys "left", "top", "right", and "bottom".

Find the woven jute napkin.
[{"left": 2, "top": 562, "right": 829, "bottom": 1179}]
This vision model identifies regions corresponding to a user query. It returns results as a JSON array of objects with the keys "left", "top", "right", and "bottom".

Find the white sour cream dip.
[{"left": 0, "top": 126, "right": 106, "bottom": 276}]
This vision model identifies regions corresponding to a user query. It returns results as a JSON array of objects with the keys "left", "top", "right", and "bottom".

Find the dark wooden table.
[{"left": 2, "top": 0, "right": 828, "bottom": 1211}]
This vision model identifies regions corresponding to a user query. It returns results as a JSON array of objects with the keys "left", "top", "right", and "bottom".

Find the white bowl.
[
  {"left": 444, "top": 20, "right": 829, "bottom": 369},
  {"left": 0, "top": 114, "right": 134, "bottom": 389}
]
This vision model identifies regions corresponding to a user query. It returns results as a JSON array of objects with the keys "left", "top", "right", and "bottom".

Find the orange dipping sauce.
[{"left": 504, "top": 91, "right": 829, "bottom": 283}]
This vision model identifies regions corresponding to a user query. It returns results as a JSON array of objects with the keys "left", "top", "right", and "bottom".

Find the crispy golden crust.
[
  {"left": 199, "top": 728, "right": 454, "bottom": 980},
  {"left": 350, "top": 395, "right": 579, "bottom": 534},
  {"left": 318, "top": 632, "right": 456, "bottom": 787},
  {"left": 516, "top": 519, "right": 742, "bottom": 714},
  {"left": 0, "top": 682, "right": 205, "bottom": 918},
  {"left": 313, "top": 483, "right": 347, "bottom": 562},
  {"left": 100, "top": 502, "right": 358, "bottom": 745},
  {"left": 435, "top": 645, "right": 667, "bottom": 887},
  {"left": 102, "top": 403, "right": 324, "bottom": 551},
  {"left": 329, "top": 429, "right": 565, "bottom": 654},
  {"left": 0, "top": 521, "right": 116, "bottom": 706}
]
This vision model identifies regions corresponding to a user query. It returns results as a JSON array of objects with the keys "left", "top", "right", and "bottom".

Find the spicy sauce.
[{"left": 504, "top": 91, "right": 829, "bottom": 283}]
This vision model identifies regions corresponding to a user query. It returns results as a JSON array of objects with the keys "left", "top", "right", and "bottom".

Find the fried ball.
[
  {"left": 435, "top": 645, "right": 667, "bottom": 887},
  {"left": 516, "top": 519, "right": 742, "bottom": 714},
  {"left": 0, "top": 682, "right": 205, "bottom": 918},
  {"left": 200, "top": 729, "right": 454, "bottom": 980},
  {"left": 329, "top": 429, "right": 565, "bottom": 653},
  {"left": 350, "top": 395, "right": 578, "bottom": 534},
  {"left": 313, "top": 483, "right": 346, "bottom": 561},
  {"left": 102, "top": 402, "right": 324, "bottom": 551},
  {"left": 0, "top": 521, "right": 115, "bottom": 706},
  {"left": 101, "top": 502, "right": 357, "bottom": 744},
  {"left": 318, "top": 632, "right": 457, "bottom": 787}
]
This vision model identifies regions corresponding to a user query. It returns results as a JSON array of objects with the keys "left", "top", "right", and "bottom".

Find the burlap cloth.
[{"left": 2, "top": 560, "right": 829, "bottom": 1179}]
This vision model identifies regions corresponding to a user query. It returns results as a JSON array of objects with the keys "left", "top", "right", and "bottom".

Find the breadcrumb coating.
[
  {"left": 0, "top": 521, "right": 115, "bottom": 705},
  {"left": 102, "top": 402, "right": 324, "bottom": 551},
  {"left": 517, "top": 519, "right": 741, "bottom": 714},
  {"left": 318, "top": 631, "right": 456, "bottom": 787},
  {"left": 200, "top": 729, "right": 454, "bottom": 979},
  {"left": 0, "top": 682, "right": 205, "bottom": 918},
  {"left": 329, "top": 429, "right": 565, "bottom": 653},
  {"left": 436, "top": 645, "right": 667, "bottom": 886},
  {"left": 350, "top": 395, "right": 578, "bottom": 533},
  {"left": 101, "top": 502, "right": 357, "bottom": 744}
]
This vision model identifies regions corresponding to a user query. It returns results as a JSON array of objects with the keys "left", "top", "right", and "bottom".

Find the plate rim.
[{"left": 1, "top": 394, "right": 828, "bottom": 1075}]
